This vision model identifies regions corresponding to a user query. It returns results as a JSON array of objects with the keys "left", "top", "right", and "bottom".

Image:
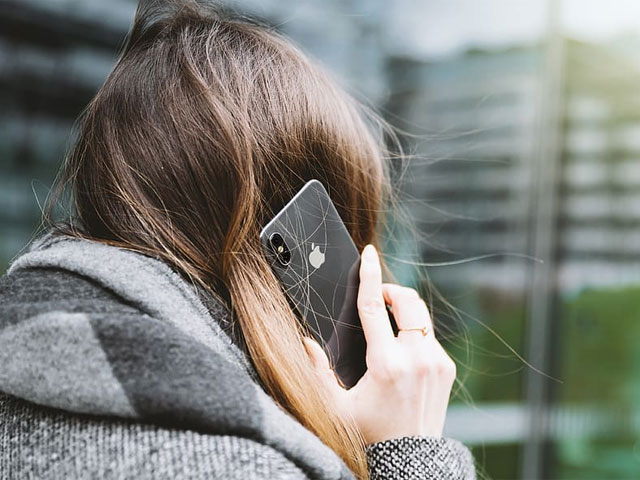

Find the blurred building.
[
  {"left": 560, "top": 40, "right": 640, "bottom": 290},
  {"left": 0, "top": 0, "right": 130, "bottom": 264},
  {"left": 387, "top": 39, "right": 640, "bottom": 293},
  {"left": 386, "top": 45, "right": 540, "bottom": 292}
]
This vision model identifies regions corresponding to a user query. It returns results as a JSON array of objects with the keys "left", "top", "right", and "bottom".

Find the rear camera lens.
[{"left": 269, "top": 233, "right": 291, "bottom": 267}]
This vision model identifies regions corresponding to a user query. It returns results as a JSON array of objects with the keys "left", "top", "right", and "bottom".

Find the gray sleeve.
[
  {"left": 1, "top": 394, "right": 309, "bottom": 480},
  {"left": 366, "top": 436, "right": 476, "bottom": 480}
]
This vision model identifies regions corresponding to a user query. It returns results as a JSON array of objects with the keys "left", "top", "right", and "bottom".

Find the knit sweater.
[{"left": 0, "top": 231, "right": 476, "bottom": 479}]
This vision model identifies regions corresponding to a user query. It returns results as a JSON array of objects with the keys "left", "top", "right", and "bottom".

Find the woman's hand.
[{"left": 303, "top": 244, "right": 457, "bottom": 445}]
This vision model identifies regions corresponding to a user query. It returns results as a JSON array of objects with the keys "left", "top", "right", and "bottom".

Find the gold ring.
[{"left": 397, "top": 326, "right": 430, "bottom": 336}]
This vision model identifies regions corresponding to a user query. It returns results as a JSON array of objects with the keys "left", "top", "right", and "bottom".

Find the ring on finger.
[{"left": 397, "top": 325, "right": 431, "bottom": 336}]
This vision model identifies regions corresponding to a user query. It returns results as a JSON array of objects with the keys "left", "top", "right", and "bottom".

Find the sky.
[{"left": 387, "top": 0, "right": 640, "bottom": 58}]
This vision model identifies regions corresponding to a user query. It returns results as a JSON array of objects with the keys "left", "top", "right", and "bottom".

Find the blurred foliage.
[
  {"left": 472, "top": 443, "right": 521, "bottom": 480},
  {"left": 552, "top": 286, "right": 640, "bottom": 478},
  {"left": 438, "top": 287, "right": 526, "bottom": 403}
]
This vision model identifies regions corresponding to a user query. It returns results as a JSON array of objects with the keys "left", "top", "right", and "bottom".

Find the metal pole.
[{"left": 521, "top": 0, "right": 564, "bottom": 478}]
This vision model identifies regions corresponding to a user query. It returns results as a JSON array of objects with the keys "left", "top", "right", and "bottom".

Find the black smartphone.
[{"left": 259, "top": 179, "right": 368, "bottom": 388}]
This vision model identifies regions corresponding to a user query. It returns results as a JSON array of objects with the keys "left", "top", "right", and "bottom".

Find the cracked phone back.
[{"left": 259, "top": 179, "right": 366, "bottom": 388}]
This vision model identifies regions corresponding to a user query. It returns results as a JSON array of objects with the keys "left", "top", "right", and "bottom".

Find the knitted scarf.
[{"left": 0, "top": 231, "right": 352, "bottom": 479}]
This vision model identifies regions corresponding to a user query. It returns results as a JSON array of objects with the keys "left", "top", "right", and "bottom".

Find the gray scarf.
[{"left": 0, "top": 231, "right": 352, "bottom": 479}]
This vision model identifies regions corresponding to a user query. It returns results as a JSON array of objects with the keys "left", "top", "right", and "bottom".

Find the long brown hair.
[{"left": 44, "top": 0, "right": 397, "bottom": 476}]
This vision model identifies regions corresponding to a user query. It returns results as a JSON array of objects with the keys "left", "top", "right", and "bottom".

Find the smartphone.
[{"left": 259, "top": 179, "right": 368, "bottom": 388}]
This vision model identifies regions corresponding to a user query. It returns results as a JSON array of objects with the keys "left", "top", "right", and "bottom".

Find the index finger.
[{"left": 357, "top": 244, "right": 395, "bottom": 349}]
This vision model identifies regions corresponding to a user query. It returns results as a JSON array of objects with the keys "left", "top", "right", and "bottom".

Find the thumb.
[
  {"left": 303, "top": 337, "right": 344, "bottom": 393},
  {"left": 304, "top": 337, "right": 331, "bottom": 370}
]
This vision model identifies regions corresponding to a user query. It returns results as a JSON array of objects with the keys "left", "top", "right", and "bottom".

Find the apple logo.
[{"left": 308, "top": 242, "right": 325, "bottom": 269}]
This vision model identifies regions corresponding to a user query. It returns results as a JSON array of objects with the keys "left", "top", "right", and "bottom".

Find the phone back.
[{"left": 259, "top": 179, "right": 366, "bottom": 388}]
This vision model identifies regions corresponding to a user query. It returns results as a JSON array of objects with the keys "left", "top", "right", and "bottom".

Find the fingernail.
[{"left": 362, "top": 244, "right": 377, "bottom": 262}]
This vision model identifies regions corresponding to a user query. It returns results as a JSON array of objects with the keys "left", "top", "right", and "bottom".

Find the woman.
[{"left": 0, "top": 0, "right": 475, "bottom": 478}]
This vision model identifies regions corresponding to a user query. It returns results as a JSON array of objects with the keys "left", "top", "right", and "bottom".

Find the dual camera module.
[{"left": 268, "top": 232, "right": 291, "bottom": 267}]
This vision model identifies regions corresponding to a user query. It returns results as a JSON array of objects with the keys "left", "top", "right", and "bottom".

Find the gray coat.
[{"left": 0, "top": 231, "right": 475, "bottom": 479}]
